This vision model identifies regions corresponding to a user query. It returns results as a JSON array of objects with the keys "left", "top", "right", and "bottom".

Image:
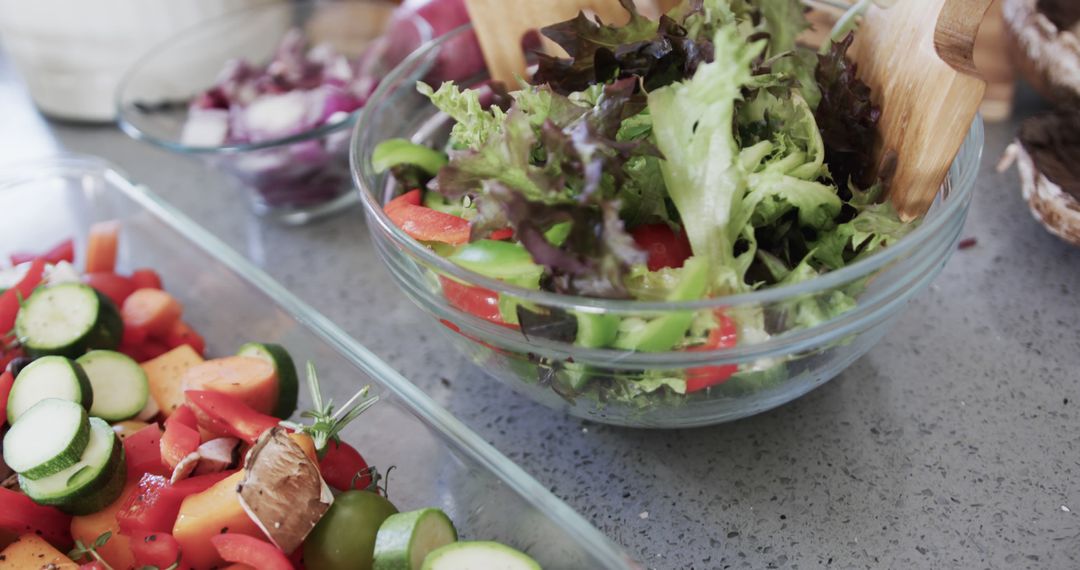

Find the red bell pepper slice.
[
  {"left": 0, "top": 258, "right": 46, "bottom": 334},
  {"left": 0, "top": 487, "right": 73, "bottom": 548},
  {"left": 685, "top": 310, "right": 739, "bottom": 393},
  {"left": 319, "top": 440, "right": 372, "bottom": 491},
  {"left": 163, "top": 320, "right": 206, "bottom": 356},
  {"left": 630, "top": 223, "right": 693, "bottom": 272},
  {"left": 9, "top": 238, "right": 75, "bottom": 266},
  {"left": 130, "top": 268, "right": 163, "bottom": 290},
  {"left": 161, "top": 406, "right": 200, "bottom": 470},
  {"left": 0, "top": 370, "right": 14, "bottom": 427},
  {"left": 385, "top": 190, "right": 471, "bottom": 245},
  {"left": 185, "top": 390, "right": 281, "bottom": 444},
  {"left": 211, "top": 534, "right": 294, "bottom": 570},
  {"left": 124, "top": 424, "right": 167, "bottom": 478},
  {"left": 130, "top": 531, "right": 183, "bottom": 569},
  {"left": 438, "top": 276, "right": 509, "bottom": 326},
  {"left": 117, "top": 471, "right": 234, "bottom": 534},
  {"left": 82, "top": 272, "right": 136, "bottom": 307}
]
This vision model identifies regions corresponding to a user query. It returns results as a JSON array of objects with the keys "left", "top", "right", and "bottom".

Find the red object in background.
[
  {"left": 185, "top": 390, "right": 280, "bottom": 444},
  {"left": 0, "top": 370, "right": 15, "bottom": 428},
  {"left": 83, "top": 272, "right": 136, "bottom": 307},
  {"left": 0, "top": 259, "right": 46, "bottom": 334},
  {"left": 130, "top": 268, "right": 163, "bottom": 290},
  {"left": 438, "top": 276, "right": 511, "bottom": 326},
  {"left": 163, "top": 320, "right": 206, "bottom": 356},
  {"left": 385, "top": 190, "right": 471, "bottom": 245},
  {"left": 319, "top": 440, "right": 372, "bottom": 491},
  {"left": 685, "top": 311, "right": 739, "bottom": 393},
  {"left": 124, "top": 424, "right": 167, "bottom": 478},
  {"left": 130, "top": 531, "right": 183, "bottom": 569},
  {"left": 0, "top": 487, "right": 72, "bottom": 548},
  {"left": 9, "top": 238, "right": 75, "bottom": 266},
  {"left": 630, "top": 224, "right": 693, "bottom": 271},
  {"left": 211, "top": 534, "right": 294, "bottom": 570},
  {"left": 117, "top": 472, "right": 233, "bottom": 535}
]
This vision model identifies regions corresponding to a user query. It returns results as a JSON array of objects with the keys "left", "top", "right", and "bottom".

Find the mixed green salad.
[{"left": 374, "top": 0, "right": 915, "bottom": 403}]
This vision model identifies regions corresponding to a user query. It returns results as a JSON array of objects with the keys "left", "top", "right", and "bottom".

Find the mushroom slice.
[
  {"left": 193, "top": 437, "right": 241, "bottom": 476},
  {"left": 999, "top": 109, "right": 1080, "bottom": 246},
  {"left": 170, "top": 452, "right": 201, "bottom": 484},
  {"left": 237, "top": 428, "right": 333, "bottom": 554}
]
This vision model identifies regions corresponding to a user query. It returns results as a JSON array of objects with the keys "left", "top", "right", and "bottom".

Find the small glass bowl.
[
  {"left": 117, "top": 0, "right": 431, "bottom": 225},
  {"left": 351, "top": 18, "right": 984, "bottom": 428}
]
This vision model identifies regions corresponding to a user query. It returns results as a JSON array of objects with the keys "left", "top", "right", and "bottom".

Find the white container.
[{"left": 0, "top": 0, "right": 283, "bottom": 122}]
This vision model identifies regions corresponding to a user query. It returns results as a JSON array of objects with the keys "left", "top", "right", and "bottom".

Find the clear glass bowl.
[
  {"left": 351, "top": 19, "right": 985, "bottom": 428},
  {"left": 0, "top": 156, "right": 637, "bottom": 569},
  {"left": 116, "top": 1, "right": 431, "bottom": 225}
]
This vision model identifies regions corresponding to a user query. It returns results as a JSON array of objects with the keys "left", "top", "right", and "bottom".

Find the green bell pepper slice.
[{"left": 613, "top": 256, "right": 709, "bottom": 352}]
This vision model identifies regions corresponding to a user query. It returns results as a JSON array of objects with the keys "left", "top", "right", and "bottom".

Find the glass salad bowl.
[
  {"left": 351, "top": 16, "right": 984, "bottom": 428},
  {"left": 116, "top": 0, "right": 432, "bottom": 225}
]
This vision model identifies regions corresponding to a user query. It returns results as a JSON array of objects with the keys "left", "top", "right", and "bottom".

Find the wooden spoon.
[{"left": 852, "top": 0, "right": 993, "bottom": 219}]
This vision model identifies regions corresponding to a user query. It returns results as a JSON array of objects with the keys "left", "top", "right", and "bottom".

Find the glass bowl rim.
[
  {"left": 350, "top": 21, "right": 985, "bottom": 315},
  {"left": 115, "top": 0, "right": 434, "bottom": 155}
]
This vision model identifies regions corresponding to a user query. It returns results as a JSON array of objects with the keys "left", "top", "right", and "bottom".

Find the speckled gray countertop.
[{"left": 3, "top": 51, "right": 1078, "bottom": 568}]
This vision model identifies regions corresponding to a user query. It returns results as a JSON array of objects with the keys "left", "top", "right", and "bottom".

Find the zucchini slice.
[
  {"left": 374, "top": 508, "right": 458, "bottom": 570},
  {"left": 2, "top": 398, "right": 90, "bottom": 480},
  {"left": 5, "top": 356, "right": 93, "bottom": 424},
  {"left": 420, "top": 542, "right": 541, "bottom": 570},
  {"left": 20, "top": 418, "right": 126, "bottom": 515},
  {"left": 237, "top": 342, "right": 299, "bottom": 419},
  {"left": 77, "top": 350, "right": 149, "bottom": 422},
  {"left": 15, "top": 283, "right": 123, "bottom": 358}
]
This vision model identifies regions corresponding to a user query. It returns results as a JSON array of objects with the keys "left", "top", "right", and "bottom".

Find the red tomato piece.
[
  {"left": 0, "top": 259, "right": 46, "bottom": 334},
  {"left": 438, "top": 276, "right": 510, "bottom": 326},
  {"left": 319, "top": 440, "right": 372, "bottom": 491},
  {"left": 630, "top": 223, "right": 693, "bottom": 271},
  {"left": 123, "top": 321, "right": 149, "bottom": 346},
  {"left": 211, "top": 534, "right": 294, "bottom": 570},
  {"left": 141, "top": 339, "right": 172, "bottom": 361},
  {"left": 161, "top": 408, "right": 200, "bottom": 470},
  {"left": 9, "top": 238, "right": 75, "bottom": 266},
  {"left": 0, "top": 370, "right": 13, "bottom": 428},
  {"left": 82, "top": 272, "right": 136, "bottom": 307},
  {"left": 130, "top": 268, "right": 163, "bottom": 290},
  {"left": 489, "top": 228, "right": 514, "bottom": 240},
  {"left": 124, "top": 424, "right": 167, "bottom": 478},
  {"left": 185, "top": 390, "right": 281, "bottom": 444},
  {"left": 685, "top": 310, "right": 739, "bottom": 393},
  {"left": 79, "top": 562, "right": 106, "bottom": 570},
  {"left": 130, "top": 531, "right": 183, "bottom": 569},
  {"left": 163, "top": 320, "right": 206, "bottom": 356},
  {"left": 117, "top": 472, "right": 233, "bottom": 535},
  {"left": 385, "top": 190, "right": 471, "bottom": 245},
  {"left": 0, "top": 487, "right": 73, "bottom": 548}
]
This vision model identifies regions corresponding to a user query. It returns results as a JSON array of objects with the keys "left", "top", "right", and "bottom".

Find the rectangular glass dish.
[{"left": 0, "top": 156, "right": 636, "bottom": 569}]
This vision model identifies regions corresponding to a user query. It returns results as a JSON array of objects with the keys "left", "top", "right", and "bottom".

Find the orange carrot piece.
[
  {"left": 122, "top": 289, "right": 183, "bottom": 336},
  {"left": 84, "top": 221, "right": 120, "bottom": 274}
]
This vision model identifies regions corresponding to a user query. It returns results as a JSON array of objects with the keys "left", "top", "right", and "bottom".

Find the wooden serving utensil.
[{"left": 852, "top": 0, "right": 993, "bottom": 219}]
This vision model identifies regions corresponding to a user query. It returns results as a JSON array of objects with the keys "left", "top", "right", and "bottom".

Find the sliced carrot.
[
  {"left": 173, "top": 472, "right": 265, "bottom": 569},
  {"left": 180, "top": 356, "right": 279, "bottom": 416},
  {"left": 84, "top": 221, "right": 120, "bottom": 274},
  {"left": 122, "top": 289, "right": 183, "bottom": 337}
]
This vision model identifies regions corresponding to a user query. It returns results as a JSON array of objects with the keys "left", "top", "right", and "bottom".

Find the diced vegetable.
[
  {"left": 164, "top": 320, "right": 206, "bottom": 356},
  {"left": 685, "top": 310, "right": 739, "bottom": 392},
  {"left": 84, "top": 221, "right": 120, "bottom": 274},
  {"left": 181, "top": 356, "right": 279, "bottom": 415},
  {"left": 0, "top": 534, "right": 77, "bottom": 569},
  {"left": 0, "top": 259, "right": 46, "bottom": 336},
  {"left": 0, "top": 488, "right": 73, "bottom": 548},
  {"left": 612, "top": 257, "right": 710, "bottom": 352},
  {"left": 20, "top": 418, "right": 126, "bottom": 516},
  {"left": 15, "top": 283, "right": 123, "bottom": 358},
  {"left": 371, "top": 139, "right": 449, "bottom": 176},
  {"left": 117, "top": 471, "right": 233, "bottom": 535},
  {"left": 5, "top": 356, "right": 92, "bottom": 424},
  {"left": 0, "top": 370, "right": 13, "bottom": 428},
  {"left": 372, "top": 508, "right": 457, "bottom": 570},
  {"left": 129, "top": 268, "right": 163, "bottom": 290},
  {"left": 130, "top": 531, "right": 183, "bottom": 570},
  {"left": 211, "top": 534, "right": 294, "bottom": 570},
  {"left": 185, "top": 390, "right": 280, "bottom": 444},
  {"left": 121, "top": 289, "right": 183, "bottom": 337},
  {"left": 630, "top": 224, "right": 693, "bottom": 271},
  {"left": 385, "top": 190, "right": 471, "bottom": 245},
  {"left": 112, "top": 420, "right": 150, "bottom": 440},
  {"left": 123, "top": 424, "right": 167, "bottom": 478},
  {"left": 82, "top": 272, "right": 135, "bottom": 307},
  {"left": 3, "top": 398, "right": 90, "bottom": 480},
  {"left": 236, "top": 343, "right": 299, "bottom": 419},
  {"left": 438, "top": 277, "right": 508, "bottom": 326},
  {"left": 319, "top": 440, "right": 372, "bottom": 491},
  {"left": 77, "top": 350, "right": 149, "bottom": 421},
  {"left": 161, "top": 406, "right": 200, "bottom": 471},
  {"left": 141, "top": 344, "right": 205, "bottom": 417},
  {"left": 69, "top": 481, "right": 138, "bottom": 570},
  {"left": 420, "top": 541, "right": 540, "bottom": 570},
  {"left": 172, "top": 471, "right": 265, "bottom": 569},
  {"left": 304, "top": 490, "right": 398, "bottom": 570}
]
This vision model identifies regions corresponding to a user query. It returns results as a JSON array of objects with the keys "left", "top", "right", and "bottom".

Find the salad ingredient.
[
  {"left": 84, "top": 222, "right": 120, "bottom": 275},
  {"left": 3, "top": 399, "right": 90, "bottom": 480},
  {"left": 164, "top": 320, "right": 207, "bottom": 357},
  {"left": 76, "top": 351, "right": 149, "bottom": 422},
  {"left": 9, "top": 238, "right": 75, "bottom": 267},
  {"left": 16, "top": 283, "right": 123, "bottom": 358},
  {"left": 184, "top": 390, "right": 280, "bottom": 444},
  {"left": 611, "top": 257, "right": 709, "bottom": 352},
  {"left": 318, "top": 440, "right": 373, "bottom": 491},
  {"left": 385, "top": 190, "right": 472, "bottom": 245},
  {"left": 181, "top": 356, "right": 279, "bottom": 415},
  {"left": 629, "top": 224, "right": 692, "bottom": 271},
  {"left": 112, "top": 420, "right": 150, "bottom": 439},
  {"left": 82, "top": 272, "right": 136, "bottom": 307},
  {"left": 5, "top": 356, "right": 93, "bottom": 424},
  {"left": 171, "top": 471, "right": 262, "bottom": 569},
  {"left": 192, "top": 437, "right": 241, "bottom": 476},
  {"left": 372, "top": 139, "right": 449, "bottom": 176},
  {"left": 0, "top": 370, "right": 13, "bottom": 427},
  {"left": 130, "top": 531, "right": 183, "bottom": 569},
  {"left": 685, "top": 310, "right": 739, "bottom": 392},
  {"left": 19, "top": 418, "right": 125, "bottom": 515},
  {"left": 237, "top": 342, "right": 300, "bottom": 419},
  {"left": 129, "top": 268, "right": 163, "bottom": 291},
  {"left": 372, "top": 508, "right": 457, "bottom": 570},
  {"left": 0, "top": 488, "right": 73, "bottom": 548},
  {"left": 439, "top": 277, "right": 507, "bottom": 325},
  {"left": 116, "top": 472, "right": 232, "bottom": 535},
  {"left": 304, "top": 490, "right": 399, "bottom": 570},
  {"left": 237, "top": 428, "right": 332, "bottom": 554},
  {"left": 142, "top": 344, "right": 205, "bottom": 417},
  {"left": 420, "top": 541, "right": 540, "bottom": 570},
  {"left": 0, "top": 259, "right": 46, "bottom": 336},
  {"left": 280, "top": 363, "right": 378, "bottom": 454},
  {"left": 0, "top": 534, "right": 77, "bottom": 568},
  {"left": 121, "top": 289, "right": 182, "bottom": 338},
  {"left": 70, "top": 484, "right": 139, "bottom": 569},
  {"left": 160, "top": 406, "right": 200, "bottom": 471},
  {"left": 210, "top": 533, "right": 294, "bottom": 570},
  {"left": 122, "top": 424, "right": 166, "bottom": 479}
]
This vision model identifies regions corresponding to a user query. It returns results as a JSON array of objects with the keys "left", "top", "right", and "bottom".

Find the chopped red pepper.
[
  {"left": 9, "top": 238, "right": 75, "bottom": 266},
  {"left": 130, "top": 531, "right": 183, "bottom": 569},
  {"left": 211, "top": 534, "right": 294, "bottom": 570},
  {"left": 124, "top": 424, "right": 168, "bottom": 478},
  {"left": 319, "top": 440, "right": 372, "bottom": 491},
  {"left": 0, "top": 259, "right": 46, "bottom": 334},
  {"left": 685, "top": 311, "right": 739, "bottom": 392},
  {"left": 385, "top": 190, "right": 472, "bottom": 245},
  {"left": 82, "top": 272, "right": 136, "bottom": 307},
  {"left": 0, "top": 487, "right": 73, "bottom": 549},
  {"left": 130, "top": 268, "right": 163, "bottom": 290},
  {"left": 438, "top": 276, "right": 516, "bottom": 327},
  {"left": 630, "top": 223, "right": 693, "bottom": 271},
  {"left": 117, "top": 472, "right": 234, "bottom": 535},
  {"left": 161, "top": 406, "right": 200, "bottom": 470},
  {"left": 185, "top": 390, "right": 281, "bottom": 444},
  {"left": 163, "top": 320, "right": 206, "bottom": 356},
  {"left": 0, "top": 370, "right": 14, "bottom": 427}
]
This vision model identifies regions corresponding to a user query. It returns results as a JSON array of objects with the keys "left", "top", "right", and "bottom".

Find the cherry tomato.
[
  {"left": 318, "top": 440, "right": 372, "bottom": 491},
  {"left": 685, "top": 310, "right": 739, "bottom": 392},
  {"left": 630, "top": 223, "right": 692, "bottom": 271},
  {"left": 82, "top": 272, "right": 136, "bottom": 307}
]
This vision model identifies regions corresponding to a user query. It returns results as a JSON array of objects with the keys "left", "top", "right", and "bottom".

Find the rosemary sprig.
[
  {"left": 280, "top": 362, "right": 378, "bottom": 454},
  {"left": 69, "top": 531, "right": 115, "bottom": 570}
]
